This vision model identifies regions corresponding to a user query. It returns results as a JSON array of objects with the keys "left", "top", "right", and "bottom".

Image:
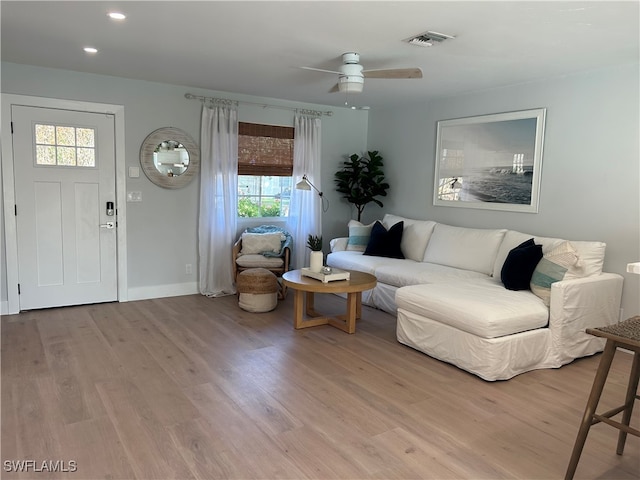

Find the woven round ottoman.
[{"left": 237, "top": 268, "right": 278, "bottom": 313}]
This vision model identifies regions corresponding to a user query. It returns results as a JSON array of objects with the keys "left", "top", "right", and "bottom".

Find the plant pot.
[{"left": 309, "top": 251, "right": 323, "bottom": 273}]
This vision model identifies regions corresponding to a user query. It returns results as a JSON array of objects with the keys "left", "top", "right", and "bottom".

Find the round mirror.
[{"left": 140, "top": 127, "right": 199, "bottom": 189}]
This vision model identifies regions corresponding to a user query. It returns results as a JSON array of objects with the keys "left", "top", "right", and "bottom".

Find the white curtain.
[
  {"left": 287, "top": 115, "right": 322, "bottom": 269},
  {"left": 198, "top": 104, "right": 238, "bottom": 296}
]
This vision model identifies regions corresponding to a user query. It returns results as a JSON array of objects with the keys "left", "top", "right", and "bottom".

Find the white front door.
[{"left": 12, "top": 105, "right": 117, "bottom": 310}]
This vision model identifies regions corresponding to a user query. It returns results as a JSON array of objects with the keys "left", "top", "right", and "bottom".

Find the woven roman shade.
[{"left": 238, "top": 122, "right": 294, "bottom": 176}]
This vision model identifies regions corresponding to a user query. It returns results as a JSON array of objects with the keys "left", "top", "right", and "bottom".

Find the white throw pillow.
[
  {"left": 423, "top": 223, "right": 506, "bottom": 275},
  {"left": 382, "top": 214, "right": 436, "bottom": 262},
  {"left": 240, "top": 233, "right": 283, "bottom": 255},
  {"left": 564, "top": 241, "right": 605, "bottom": 279}
]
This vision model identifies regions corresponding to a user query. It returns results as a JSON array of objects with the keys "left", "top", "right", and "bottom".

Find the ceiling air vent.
[{"left": 405, "top": 30, "right": 455, "bottom": 47}]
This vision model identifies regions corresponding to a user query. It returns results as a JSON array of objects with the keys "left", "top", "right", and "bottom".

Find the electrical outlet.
[{"left": 185, "top": 264, "right": 192, "bottom": 275}]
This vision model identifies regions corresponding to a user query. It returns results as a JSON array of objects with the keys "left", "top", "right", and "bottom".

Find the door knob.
[{"left": 99, "top": 222, "right": 115, "bottom": 229}]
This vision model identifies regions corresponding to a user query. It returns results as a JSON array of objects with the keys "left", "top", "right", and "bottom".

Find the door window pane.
[{"left": 34, "top": 123, "right": 96, "bottom": 167}]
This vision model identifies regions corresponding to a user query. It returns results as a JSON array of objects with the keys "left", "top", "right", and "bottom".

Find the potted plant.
[
  {"left": 307, "top": 234, "right": 323, "bottom": 273},
  {"left": 334, "top": 150, "right": 390, "bottom": 221}
]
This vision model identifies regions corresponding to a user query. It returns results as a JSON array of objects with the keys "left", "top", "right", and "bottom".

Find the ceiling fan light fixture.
[{"left": 338, "top": 75, "right": 364, "bottom": 93}]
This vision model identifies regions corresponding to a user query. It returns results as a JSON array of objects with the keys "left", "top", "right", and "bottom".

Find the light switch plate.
[
  {"left": 128, "top": 166, "right": 140, "bottom": 178},
  {"left": 127, "top": 191, "right": 142, "bottom": 202}
]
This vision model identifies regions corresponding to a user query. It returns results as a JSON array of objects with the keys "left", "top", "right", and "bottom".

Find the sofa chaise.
[{"left": 327, "top": 214, "right": 624, "bottom": 381}]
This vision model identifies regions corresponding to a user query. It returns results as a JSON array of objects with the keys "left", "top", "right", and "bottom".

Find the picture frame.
[{"left": 433, "top": 108, "right": 546, "bottom": 213}]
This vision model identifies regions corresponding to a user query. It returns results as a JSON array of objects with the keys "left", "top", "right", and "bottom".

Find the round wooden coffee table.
[{"left": 281, "top": 269, "right": 377, "bottom": 334}]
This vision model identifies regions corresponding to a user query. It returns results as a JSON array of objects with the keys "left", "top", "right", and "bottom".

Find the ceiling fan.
[{"left": 301, "top": 52, "right": 422, "bottom": 94}]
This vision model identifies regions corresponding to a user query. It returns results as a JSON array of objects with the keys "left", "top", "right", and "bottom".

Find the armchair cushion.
[
  {"left": 241, "top": 225, "right": 292, "bottom": 257},
  {"left": 236, "top": 254, "right": 284, "bottom": 269},
  {"left": 240, "top": 232, "right": 283, "bottom": 255}
]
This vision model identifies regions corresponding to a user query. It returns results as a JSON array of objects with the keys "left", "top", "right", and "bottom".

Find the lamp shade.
[{"left": 295, "top": 178, "right": 311, "bottom": 190}]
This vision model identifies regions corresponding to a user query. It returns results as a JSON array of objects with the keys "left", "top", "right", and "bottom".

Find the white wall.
[
  {"left": 367, "top": 64, "right": 640, "bottom": 319},
  {"left": 1, "top": 62, "right": 367, "bottom": 307}
]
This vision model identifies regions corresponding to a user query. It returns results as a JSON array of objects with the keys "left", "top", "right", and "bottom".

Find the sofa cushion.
[
  {"left": 396, "top": 280, "right": 549, "bottom": 339},
  {"left": 364, "top": 221, "right": 404, "bottom": 259},
  {"left": 382, "top": 214, "right": 436, "bottom": 262},
  {"left": 530, "top": 241, "right": 582, "bottom": 306},
  {"left": 492, "top": 230, "right": 604, "bottom": 279},
  {"left": 327, "top": 251, "right": 399, "bottom": 275},
  {"left": 422, "top": 224, "right": 507, "bottom": 275},
  {"left": 501, "top": 239, "right": 543, "bottom": 291},
  {"left": 374, "top": 261, "right": 487, "bottom": 288},
  {"left": 346, "top": 220, "right": 376, "bottom": 252}
]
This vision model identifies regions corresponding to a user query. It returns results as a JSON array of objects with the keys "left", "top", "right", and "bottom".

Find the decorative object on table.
[
  {"left": 236, "top": 268, "right": 278, "bottom": 313},
  {"left": 306, "top": 234, "right": 323, "bottom": 273},
  {"left": 295, "top": 174, "right": 329, "bottom": 212},
  {"left": 301, "top": 266, "right": 350, "bottom": 283},
  {"left": 433, "top": 108, "right": 546, "bottom": 213},
  {"left": 334, "top": 150, "right": 389, "bottom": 221}
]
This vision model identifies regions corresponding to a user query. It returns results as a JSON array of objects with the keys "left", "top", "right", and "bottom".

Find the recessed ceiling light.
[
  {"left": 83, "top": 47, "right": 98, "bottom": 54},
  {"left": 108, "top": 12, "right": 126, "bottom": 20}
]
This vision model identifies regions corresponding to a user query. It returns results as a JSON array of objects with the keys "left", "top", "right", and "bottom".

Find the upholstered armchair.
[{"left": 232, "top": 225, "right": 292, "bottom": 298}]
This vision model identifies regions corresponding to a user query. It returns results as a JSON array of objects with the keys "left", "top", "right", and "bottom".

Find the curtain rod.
[{"left": 184, "top": 93, "right": 333, "bottom": 117}]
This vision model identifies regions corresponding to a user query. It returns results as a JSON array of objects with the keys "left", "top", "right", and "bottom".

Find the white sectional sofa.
[{"left": 327, "top": 214, "right": 624, "bottom": 381}]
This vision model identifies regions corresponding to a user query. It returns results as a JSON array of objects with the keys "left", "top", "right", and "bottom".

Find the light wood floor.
[{"left": 2, "top": 293, "right": 638, "bottom": 480}]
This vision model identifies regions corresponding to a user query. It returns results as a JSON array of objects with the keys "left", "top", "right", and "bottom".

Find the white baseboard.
[
  {"left": 127, "top": 282, "right": 199, "bottom": 301},
  {"left": 0, "top": 300, "right": 8, "bottom": 316}
]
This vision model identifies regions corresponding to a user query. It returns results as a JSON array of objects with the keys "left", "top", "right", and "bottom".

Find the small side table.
[{"left": 565, "top": 316, "right": 640, "bottom": 480}]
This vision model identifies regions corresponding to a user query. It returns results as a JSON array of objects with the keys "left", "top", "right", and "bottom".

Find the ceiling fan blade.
[
  {"left": 300, "top": 66, "right": 341, "bottom": 75},
  {"left": 329, "top": 83, "right": 340, "bottom": 93},
  {"left": 363, "top": 68, "right": 423, "bottom": 79}
]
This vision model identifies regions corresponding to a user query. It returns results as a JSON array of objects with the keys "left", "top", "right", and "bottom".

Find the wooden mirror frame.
[{"left": 140, "top": 127, "right": 200, "bottom": 189}]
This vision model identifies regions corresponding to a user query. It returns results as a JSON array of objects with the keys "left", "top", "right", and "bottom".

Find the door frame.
[{"left": 1, "top": 94, "right": 128, "bottom": 314}]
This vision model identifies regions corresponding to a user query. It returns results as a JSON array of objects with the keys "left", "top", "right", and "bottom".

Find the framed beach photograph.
[{"left": 433, "top": 108, "right": 546, "bottom": 213}]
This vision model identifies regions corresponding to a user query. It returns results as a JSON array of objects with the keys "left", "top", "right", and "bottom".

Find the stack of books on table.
[{"left": 301, "top": 267, "right": 350, "bottom": 283}]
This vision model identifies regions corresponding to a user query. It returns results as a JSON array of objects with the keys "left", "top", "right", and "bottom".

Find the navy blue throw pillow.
[
  {"left": 501, "top": 238, "right": 543, "bottom": 291},
  {"left": 363, "top": 221, "right": 404, "bottom": 259}
]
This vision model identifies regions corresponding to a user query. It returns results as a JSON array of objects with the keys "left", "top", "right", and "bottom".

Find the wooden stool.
[{"left": 565, "top": 316, "right": 640, "bottom": 480}]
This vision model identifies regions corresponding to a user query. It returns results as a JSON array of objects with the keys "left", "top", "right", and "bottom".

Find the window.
[
  {"left": 238, "top": 122, "right": 294, "bottom": 217},
  {"left": 34, "top": 123, "right": 96, "bottom": 167}
]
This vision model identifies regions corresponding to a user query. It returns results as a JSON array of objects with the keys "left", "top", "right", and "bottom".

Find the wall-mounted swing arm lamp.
[{"left": 296, "top": 174, "right": 329, "bottom": 212}]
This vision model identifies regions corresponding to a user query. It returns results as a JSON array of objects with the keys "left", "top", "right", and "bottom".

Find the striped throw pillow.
[
  {"left": 530, "top": 241, "right": 582, "bottom": 306},
  {"left": 346, "top": 220, "right": 376, "bottom": 252}
]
